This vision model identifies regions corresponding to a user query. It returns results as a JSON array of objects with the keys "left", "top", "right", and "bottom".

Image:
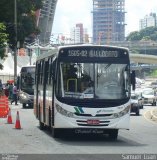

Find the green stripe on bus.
[{"left": 74, "top": 107, "right": 80, "bottom": 114}]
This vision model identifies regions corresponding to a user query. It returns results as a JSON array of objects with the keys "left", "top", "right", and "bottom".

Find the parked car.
[
  {"left": 130, "top": 93, "right": 143, "bottom": 116},
  {"left": 150, "top": 82, "right": 157, "bottom": 90},
  {"left": 142, "top": 88, "right": 156, "bottom": 106}
]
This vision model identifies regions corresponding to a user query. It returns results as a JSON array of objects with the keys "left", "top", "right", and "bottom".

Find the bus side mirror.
[{"left": 131, "top": 70, "right": 136, "bottom": 90}]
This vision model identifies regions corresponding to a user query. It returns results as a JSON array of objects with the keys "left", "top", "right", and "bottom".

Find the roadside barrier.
[
  {"left": 15, "top": 111, "right": 21, "bottom": 129},
  {"left": 0, "top": 95, "right": 9, "bottom": 118}
]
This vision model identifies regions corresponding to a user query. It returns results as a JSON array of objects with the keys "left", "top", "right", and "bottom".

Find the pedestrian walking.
[
  {"left": 0, "top": 79, "right": 4, "bottom": 96},
  {"left": 11, "top": 83, "right": 18, "bottom": 105},
  {"left": 4, "top": 83, "right": 9, "bottom": 97},
  {"left": 8, "top": 83, "right": 13, "bottom": 100}
]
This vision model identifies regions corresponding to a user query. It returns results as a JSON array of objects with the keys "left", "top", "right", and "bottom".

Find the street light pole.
[{"left": 14, "top": 0, "right": 17, "bottom": 82}]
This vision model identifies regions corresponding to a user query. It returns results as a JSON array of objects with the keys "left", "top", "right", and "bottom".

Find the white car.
[
  {"left": 142, "top": 88, "right": 156, "bottom": 106},
  {"left": 131, "top": 94, "right": 143, "bottom": 115}
]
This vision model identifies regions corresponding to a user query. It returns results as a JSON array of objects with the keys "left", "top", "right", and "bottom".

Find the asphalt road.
[{"left": 0, "top": 103, "right": 157, "bottom": 157}]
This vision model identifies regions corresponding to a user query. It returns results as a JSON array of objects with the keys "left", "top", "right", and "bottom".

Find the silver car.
[
  {"left": 131, "top": 94, "right": 143, "bottom": 115},
  {"left": 142, "top": 88, "right": 156, "bottom": 106}
]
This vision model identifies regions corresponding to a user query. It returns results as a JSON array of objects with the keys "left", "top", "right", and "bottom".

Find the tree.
[
  {"left": 0, "top": 0, "right": 43, "bottom": 50},
  {"left": 126, "top": 27, "right": 157, "bottom": 41},
  {"left": 0, "top": 23, "right": 8, "bottom": 69},
  {"left": 126, "top": 31, "right": 142, "bottom": 41}
]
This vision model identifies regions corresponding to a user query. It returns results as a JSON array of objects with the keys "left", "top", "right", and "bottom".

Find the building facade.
[
  {"left": 139, "top": 13, "right": 157, "bottom": 30},
  {"left": 70, "top": 23, "right": 89, "bottom": 44},
  {"left": 38, "top": 0, "right": 58, "bottom": 45},
  {"left": 92, "top": 0, "right": 126, "bottom": 44}
]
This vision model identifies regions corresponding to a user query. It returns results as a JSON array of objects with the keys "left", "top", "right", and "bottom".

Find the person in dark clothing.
[
  {"left": 0, "top": 79, "right": 4, "bottom": 96},
  {"left": 11, "top": 83, "right": 18, "bottom": 105},
  {"left": 8, "top": 83, "right": 13, "bottom": 100}
]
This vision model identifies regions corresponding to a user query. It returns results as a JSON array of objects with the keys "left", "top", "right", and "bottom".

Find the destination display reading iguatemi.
[{"left": 59, "top": 47, "right": 128, "bottom": 59}]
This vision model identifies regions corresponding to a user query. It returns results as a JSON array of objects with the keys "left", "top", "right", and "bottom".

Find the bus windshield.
[
  {"left": 56, "top": 62, "right": 130, "bottom": 100},
  {"left": 20, "top": 69, "right": 35, "bottom": 94}
]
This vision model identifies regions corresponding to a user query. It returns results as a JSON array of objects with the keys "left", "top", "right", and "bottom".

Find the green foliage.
[
  {"left": 150, "top": 70, "right": 157, "bottom": 77},
  {"left": 0, "top": 23, "right": 8, "bottom": 69},
  {"left": 126, "top": 27, "right": 157, "bottom": 41},
  {"left": 126, "top": 31, "right": 142, "bottom": 41},
  {"left": 0, "top": 0, "right": 43, "bottom": 49}
]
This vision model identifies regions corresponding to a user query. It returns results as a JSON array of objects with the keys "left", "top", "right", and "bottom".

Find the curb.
[
  {"left": 144, "top": 108, "right": 157, "bottom": 123},
  {"left": 150, "top": 108, "right": 157, "bottom": 122}
]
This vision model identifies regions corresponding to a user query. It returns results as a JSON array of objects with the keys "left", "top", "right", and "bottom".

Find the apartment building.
[
  {"left": 92, "top": 0, "right": 126, "bottom": 44},
  {"left": 139, "top": 13, "right": 157, "bottom": 30},
  {"left": 70, "top": 23, "right": 89, "bottom": 44},
  {"left": 38, "top": 0, "right": 57, "bottom": 45}
]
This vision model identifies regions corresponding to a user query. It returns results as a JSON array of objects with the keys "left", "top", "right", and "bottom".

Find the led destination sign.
[
  {"left": 59, "top": 47, "right": 128, "bottom": 59},
  {"left": 67, "top": 50, "right": 119, "bottom": 58}
]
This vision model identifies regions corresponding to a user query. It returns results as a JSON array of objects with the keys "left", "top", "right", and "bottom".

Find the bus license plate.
[{"left": 87, "top": 119, "right": 100, "bottom": 125}]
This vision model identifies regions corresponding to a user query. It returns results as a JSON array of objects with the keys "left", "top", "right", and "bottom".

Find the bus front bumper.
[{"left": 54, "top": 112, "right": 130, "bottom": 130}]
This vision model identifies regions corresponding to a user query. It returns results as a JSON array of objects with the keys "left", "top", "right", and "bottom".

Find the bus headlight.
[
  {"left": 113, "top": 105, "right": 130, "bottom": 118},
  {"left": 55, "top": 104, "right": 74, "bottom": 118},
  {"left": 21, "top": 93, "right": 28, "bottom": 99}
]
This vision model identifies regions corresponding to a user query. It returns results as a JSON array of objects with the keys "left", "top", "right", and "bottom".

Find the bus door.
[
  {"left": 35, "top": 63, "right": 41, "bottom": 119},
  {"left": 43, "top": 60, "right": 49, "bottom": 123}
]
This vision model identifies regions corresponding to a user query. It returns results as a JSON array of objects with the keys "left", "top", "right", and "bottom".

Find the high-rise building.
[
  {"left": 76, "top": 23, "right": 84, "bottom": 43},
  {"left": 70, "top": 27, "right": 80, "bottom": 44},
  {"left": 84, "top": 28, "right": 90, "bottom": 43},
  {"left": 139, "top": 13, "right": 156, "bottom": 30},
  {"left": 70, "top": 23, "right": 89, "bottom": 44},
  {"left": 38, "top": 0, "right": 57, "bottom": 45},
  {"left": 92, "top": 0, "right": 126, "bottom": 44}
]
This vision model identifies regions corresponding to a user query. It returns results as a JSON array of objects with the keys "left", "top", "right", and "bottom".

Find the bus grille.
[{"left": 75, "top": 113, "right": 112, "bottom": 117}]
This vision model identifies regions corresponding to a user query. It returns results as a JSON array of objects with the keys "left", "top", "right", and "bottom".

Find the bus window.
[
  {"left": 57, "top": 62, "right": 129, "bottom": 99},
  {"left": 19, "top": 66, "right": 35, "bottom": 108}
]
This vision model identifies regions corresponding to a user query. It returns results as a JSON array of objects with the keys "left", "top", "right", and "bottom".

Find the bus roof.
[
  {"left": 21, "top": 65, "right": 36, "bottom": 68},
  {"left": 58, "top": 44, "right": 129, "bottom": 51},
  {"left": 36, "top": 44, "right": 129, "bottom": 61}
]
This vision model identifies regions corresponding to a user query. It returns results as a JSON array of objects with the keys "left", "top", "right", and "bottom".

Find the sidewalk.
[
  {"left": 150, "top": 108, "right": 157, "bottom": 122},
  {"left": 144, "top": 107, "right": 157, "bottom": 123}
]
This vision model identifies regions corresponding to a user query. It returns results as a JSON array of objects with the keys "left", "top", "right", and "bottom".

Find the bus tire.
[
  {"left": 52, "top": 128, "right": 60, "bottom": 138},
  {"left": 136, "top": 110, "right": 140, "bottom": 116},
  {"left": 108, "top": 129, "right": 118, "bottom": 140},
  {"left": 23, "top": 103, "right": 26, "bottom": 108},
  {"left": 39, "top": 121, "right": 45, "bottom": 130},
  {"left": 153, "top": 101, "right": 156, "bottom": 106},
  {"left": 29, "top": 103, "right": 33, "bottom": 108}
]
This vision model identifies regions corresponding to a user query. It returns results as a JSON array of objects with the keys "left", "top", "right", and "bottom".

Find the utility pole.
[{"left": 14, "top": 0, "right": 17, "bottom": 82}]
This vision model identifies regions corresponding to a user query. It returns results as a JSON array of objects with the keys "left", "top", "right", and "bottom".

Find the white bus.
[
  {"left": 34, "top": 44, "right": 135, "bottom": 140},
  {"left": 18, "top": 65, "right": 35, "bottom": 108}
]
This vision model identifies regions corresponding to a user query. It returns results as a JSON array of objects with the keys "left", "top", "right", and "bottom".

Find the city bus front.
[
  {"left": 54, "top": 45, "right": 131, "bottom": 138},
  {"left": 19, "top": 66, "right": 35, "bottom": 108}
]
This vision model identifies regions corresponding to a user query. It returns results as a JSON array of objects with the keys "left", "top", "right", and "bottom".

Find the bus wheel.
[
  {"left": 153, "top": 101, "right": 156, "bottom": 106},
  {"left": 23, "top": 103, "right": 26, "bottom": 108},
  {"left": 52, "top": 128, "right": 60, "bottom": 138},
  {"left": 108, "top": 129, "right": 118, "bottom": 140},
  {"left": 136, "top": 110, "right": 140, "bottom": 116},
  {"left": 39, "top": 121, "right": 45, "bottom": 130},
  {"left": 29, "top": 104, "right": 33, "bottom": 108}
]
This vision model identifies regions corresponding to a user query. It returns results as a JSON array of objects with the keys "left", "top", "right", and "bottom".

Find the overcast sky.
[{"left": 52, "top": 0, "right": 157, "bottom": 37}]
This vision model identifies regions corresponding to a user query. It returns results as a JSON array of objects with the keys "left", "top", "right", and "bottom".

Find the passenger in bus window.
[{"left": 83, "top": 80, "right": 94, "bottom": 94}]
